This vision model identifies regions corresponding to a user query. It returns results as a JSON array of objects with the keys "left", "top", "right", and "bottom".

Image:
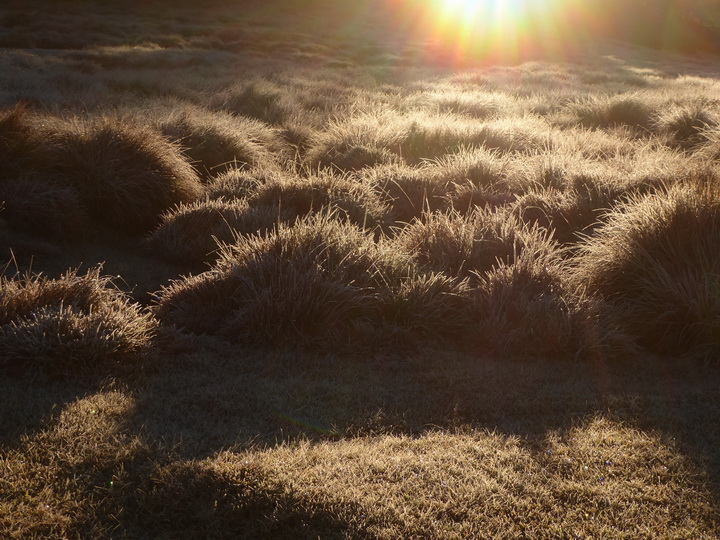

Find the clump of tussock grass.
[
  {"left": 0, "top": 176, "right": 85, "bottom": 240},
  {"left": 694, "top": 124, "right": 720, "bottom": 161},
  {"left": 145, "top": 199, "right": 280, "bottom": 266},
  {"left": 0, "top": 268, "right": 157, "bottom": 375},
  {"left": 652, "top": 103, "right": 719, "bottom": 150},
  {"left": 211, "top": 79, "right": 295, "bottom": 125},
  {"left": 205, "top": 168, "right": 275, "bottom": 201},
  {"left": 474, "top": 252, "right": 592, "bottom": 358},
  {"left": 572, "top": 180, "right": 720, "bottom": 358},
  {"left": 396, "top": 207, "right": 557, "bottom": 279},
  {"left": 360, "top": 164, "right": 451, "bottom": 225},
  {"left": 378, "top": 272, "right": 476, "bottom": 347},
  {"left": 511, "top": 180, "right": 615, "bottom": 246},
  {"left": 572, "top": 94, "right": 656, "bottom": 131},
  {"left": 431, "top": 147, "right": 516, "bottom": 212},
  {"left": 431, "top": 147, "right": 509, "bottom": 188},
  {"left": 311, "top": 143, "right": 401, "bottom": 172},
  {"left": 154, "top": 213, "right": 410, "bottom": 347},
  {"left": 247, "top": 171, "right": 390, "bottom": 231},
  {"left": 153, "top": 105, "right": 286, "bottom": 181},
  {"left": 49, "top": 115, "right": 203, "bottom": 233},
  {"left": 306, "top": 110, "right": 551, "bottom": 169}
]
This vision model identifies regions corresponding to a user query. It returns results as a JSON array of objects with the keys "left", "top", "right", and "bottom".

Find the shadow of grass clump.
[
  {"left": 114, "top": 458, "right": 363, "bottom": 539},
  {"left": 0, "top": 268, "right": 157, "bottom": 377}
]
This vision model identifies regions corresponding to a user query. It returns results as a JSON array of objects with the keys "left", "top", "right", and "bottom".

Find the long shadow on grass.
[
  {"left": 0, "top": 375, "right": 104, "bottom": 449},
  {"left": 120, "top": 337, "right": 720, "bottom": 505}
]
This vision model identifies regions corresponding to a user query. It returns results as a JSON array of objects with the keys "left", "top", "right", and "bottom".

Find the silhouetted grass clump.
[
  {"left": 0, "top": 105, "right": 50, "bottom": 184},
  {"left": 361, "top": 164, "right": 452, "bottom": 225},
  {"left": 379, "top": 272, "right": 475, "bottom": 346},
  {"left": 156, "top": 106, "right": 285, "bottom": 180},
  {"left": 248, "top": 171, "right": 390, "bottom": 230},
  {"left": 397, "top": 208, "right": 557, "bottom": 278},
  {"left": 573, "top": 180, "right": 720, "bottom": 358},
  {"left": 475, "top": 253, "right": 592, "bottom": 358},
  {"left": 0, "top": 176, "right": 85, "bottom": 240},
  {"left": 50, "top": 116, "right": 203, "bottom": 233},
  {"left": 0, "top": 268, "right": 157, "bottom": 375},
  {"left": 155, "top": 214, "right": 410, "bottom": 347},
  {"left": 146, "top": 199, "right": 280, "bottom": 266}
]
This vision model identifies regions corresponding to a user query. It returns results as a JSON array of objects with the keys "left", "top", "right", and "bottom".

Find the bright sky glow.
[{"left": 392, "top": 0, "right": 593, "bottom": 64}]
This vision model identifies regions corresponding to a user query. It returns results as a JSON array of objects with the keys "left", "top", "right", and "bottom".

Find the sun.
[{"left": 412, "top": 0, "right": 569, "bottom": 63}]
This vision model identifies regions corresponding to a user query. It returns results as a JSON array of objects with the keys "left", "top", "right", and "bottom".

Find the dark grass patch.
[
  {"left": 361, "top": 164, "right": 452, "bottom": 225},
  {"left": 572, "top": 179, "right": 720, "bottom": 358},
  {"left": 396, "top": 207, "right": 558, "bottom": 278},
  {"left": 0, "top": 104, "right": 53, "bottom": 185},
  {"left": 154, "top": 214, "right": 411, "bottom": 347},
  {"left": 48, "top": 115, "right": 203, "bottom": 233},
  {"left": 474, "top": 253, "right": 595, "bottom": 359},
  {"left": 146, "top": 199, "right": 280, "bottom": 266},
  {"left": 0, "top": 176, "right": 86, "bottom": 240}
]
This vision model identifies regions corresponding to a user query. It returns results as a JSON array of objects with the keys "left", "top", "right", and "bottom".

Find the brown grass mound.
[
  {"left": 247, "top": 171, "right": 391, "bottom": 231},
  {"left": 49, "top": 116, "right": 203, "bottom": 233},
  {"left": 652, "top": 103, "right": 718, "bottom": 150},
  {"left": 146, "top": 199, "right": 280, "bottom": 266},
  {"left": 157, "top": 107, "right": 285, "bottom": 181},
  {"left": 205, "top": 168, "right": 274, "bottom": 201},
  {"left": 0, "top": 104, "right": 51, "bottom": 185},
  {"left": 397, "top": 207, "right": 558, "bottom": 278},
  {"left": 155, "top": 214, "right": 410, "bottom": 347},
  {"left": 361, "top": 164, "right": 452, "bottom": 225},
  {"left": 0, "top": 176, "right": 86, "bottom": 239},
  {"left": 0, "top": 268, "right": 157, "bottom": 375},
  {"left": 475, "top": 252, "right": 593, "bottom": 358},
  {"left": 572, "top": 180, "right": 720, "bottom": 358},
  {"left": 378, "top": 272, "right": 476, "bottom": 347}
]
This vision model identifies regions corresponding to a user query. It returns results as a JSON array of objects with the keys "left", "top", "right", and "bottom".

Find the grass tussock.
[
  {"left": 248, "top": 170, "right": 390, "bottom": 230},
  {"left": 0, "top": 176, "right": 85, "bottom": 240},
  {"left": 48, "top": 116, "right": 203, "bottom": 233},
  {"left": 145, "top": 199, "right": 280, "bottom": 266},
  {"left": 0, "top": 104, "right": 51, "bottom": 184},
  {"left": 154, "top": 213, "right": 409, "bottom": 347},
  {"left": 396, "top": 207, "right": 557, "bottom": 278},
  {"left": 0, "top": 268, "right": 157, "bottom": 375},
  {"left": 360, "top": 164, "right": 452, "bottom": 225},
  {"left": 155, "top": 105, "right": 286, "bottom": 180},
  {"left": 573, "top": 179, "right": 720, "bottom": 358}
]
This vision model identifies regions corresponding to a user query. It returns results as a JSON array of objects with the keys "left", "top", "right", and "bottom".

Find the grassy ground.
[{"left": 2, "top": 0, "right": 720, "bottom": 537}]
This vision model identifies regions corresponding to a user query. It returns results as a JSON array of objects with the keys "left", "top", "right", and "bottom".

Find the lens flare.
[{"left": 389, "top": 0, "right": 596, "bottom": 65}]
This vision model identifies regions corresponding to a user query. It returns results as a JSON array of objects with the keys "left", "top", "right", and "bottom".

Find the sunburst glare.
[{"left": 391, "top": 0, "right": 592, "bottom": 64}]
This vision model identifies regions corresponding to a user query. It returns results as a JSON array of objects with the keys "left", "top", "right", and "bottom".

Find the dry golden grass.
[{"left": 2, "top": 0, "right": 720, "bottom": 536}]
